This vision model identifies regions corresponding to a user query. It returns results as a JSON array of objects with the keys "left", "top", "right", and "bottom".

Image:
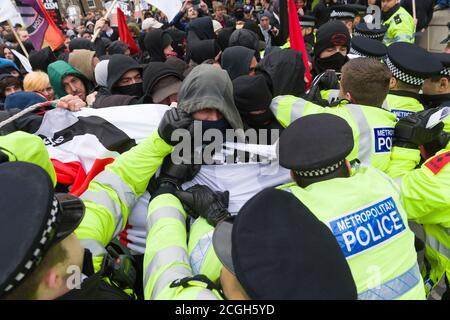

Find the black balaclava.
[
  {"left": 313, "top": 20, "right": 350, "bottom": 75},
  {"left": 189, "top": 40, "right": 221, "bottom": 65},
  {"left": 142, "top": 61, "right": 183, "bottom": 103},
  {"left": 144, "top": 29, "right": 173, "bottom": 62},
  {"left": 233, "top": 74, "right": 274, "bottom": 129},
  {"left": 107, "top": 54, "right": 143, "bottom": 96},
  {"left": 221, "top": 46, "right": 255, "bottom": 81}
]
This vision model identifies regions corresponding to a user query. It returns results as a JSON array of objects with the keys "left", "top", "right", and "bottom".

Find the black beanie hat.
[{"left": 315, "top": 20, "right": 351, "bottom": 57}]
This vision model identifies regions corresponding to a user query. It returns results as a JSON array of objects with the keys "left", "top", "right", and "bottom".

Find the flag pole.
[
  {"left": 412, "top": 0, "right": 417, "bottom": 26},
  {"left": 91, "top": 0, "right": 119, "bottom": 43},
  {"left": 8, "top": 20, "right": 29, "bottom": 58}
]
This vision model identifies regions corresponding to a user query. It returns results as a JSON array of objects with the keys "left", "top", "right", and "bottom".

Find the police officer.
[
  {"left": 0, "top": 107, "right": 194, "bottom": 299},
  {"left": 348, "top": 36, "right": 387, "bottom": 60},
  {"left": 383, "top": 42, "right": 443, "bottom": 119},
  {"left": 277, "top": 113, "right": 425, "bottom": 299},
  {"left": 143, "top": 181, "right": 358, "bottom": 299},
  {"left": 353, "top": 22, "right": 388, "bottom": 42},
  {"left": 300, "top": 15, "right": 316, "bottom": 55},
  {"left": 329, "top": 4, "right": 360, "bottom": 34},
  {"left": 381, "top": 0, "right": 415, "bottom": 46},
  {"left": 388, "top": 108, "right": 450, "bottom": 299},
  {"left": 271, "top": 57, "right": 397, "bottom": 172},
  {"left": 421, "top": 53, "right": 450, "bottom": 110}
]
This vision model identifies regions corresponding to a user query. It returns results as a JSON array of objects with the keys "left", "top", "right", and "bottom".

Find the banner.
[
  {"left": 42, "top": 0, "right": 63, "bottom": 27},
  {"left": 15, "top": 0, "right": 65, "bottom": 50},
  {"left": 0, "top": 1, "right": 19, "bottom": 23},
  {"left": 145, "top": 0, "right": 182, "bottom": 23}
]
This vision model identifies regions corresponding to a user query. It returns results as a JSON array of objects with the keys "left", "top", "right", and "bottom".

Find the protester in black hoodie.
[
  {"left": 233, "top": 74, "right": 283, "bottom": 140},
  {"left": 221, "top": 46, "right": 257, "bottom": 80},
  {"left": 186, "top": 16, "right": 216, "bottom": 43},
  {"left": 144, "top": 29, "right": 176, "bottom": 63},
  {"left": 256, "top": 49, "right": 306, "bottom": 97},
  {"left": 312, "top": 20, "right": 350, "bottom": 78},
  {"left": 228, "top": 28, "right": 261, "bottom": 61},
  {"left": 142, "top": 62, "right": 183, "bottom": 105},
  {"left": 188, "top": 40, "right": 221, "bottom": 65},
  {"left": 69, "top": 37, "right": 106, "bottom": 58},
  {"left": 29, "top": 48, "right": 57, "bottom": 72},
  {"left": 92, "top": 54, "right": 142, "bottom": 109}
]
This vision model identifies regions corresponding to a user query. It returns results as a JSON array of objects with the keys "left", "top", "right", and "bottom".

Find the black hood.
[
  {"left": 142, "top": 62, "right": 183, "bottom": 102},
  {"left": 107, "top": 40, "right": 129, "bottom": 55},
  {"left": 243, "top": 20, "right": 265, "bottom": 42},
  {"left": 217, "top": 27, "right": 235, "bottom": 52},
  {"left": 69, "top": 38, "right": 94, "bottom": 52},
  {"left": 144, "top": 29, "right": 173, "bottom": 62},
  {"left": 229, "top": 29, "right": 260, "bottom": 61},
  {"left": 106, "top": 54, "right": 143, "bottom": 91},
  {"left": 29, "top": 47, "right": 57, "bottom": 72},
  {"left": 221, "top": 46, "right": 255, "bottom": 80},
  {"left": 189, "top": 40, "right": 221, "bottom": 65},
  {"left": 166, "top": 28, "right": 187, "bottom": 59},
  {"left": 187, "top": 16, "right": 215, "bottom": 42},
  {"left": 257, "top": 49, "right": 306, "bottom": 97}
]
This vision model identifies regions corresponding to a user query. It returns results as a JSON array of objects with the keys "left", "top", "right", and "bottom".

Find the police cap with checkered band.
[
  {"left": 385, "top": 42, "right": 443, "bottom": 87},
  {"left": 330, "top": 5, "right": 359, "bottom": 20},
  {"left": 0, "top": 162, "right": 85, "bottom": 297},
  {"left": 350, "top": 36, "right": 387, "bottom": 59},
  {"left": 278, "top": 113, "right": 354, "bottom": 177},
  {"left": 431, "top": 52, "right": 450, "bottom": 77},
  {"left": 353, "top": 22, "right": 388, "bottom": 42}
]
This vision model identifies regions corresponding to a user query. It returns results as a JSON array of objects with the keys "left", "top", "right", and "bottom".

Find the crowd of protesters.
[{"left": 0, "top": 0, "right": 450, "bottom": 301}]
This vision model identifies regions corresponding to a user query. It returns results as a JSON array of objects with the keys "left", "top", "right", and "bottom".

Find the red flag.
[
  {"left": 117, "top": 7, "right": 140, "bottom": 55},
  {"left": 287, "top": 0, "right": 312, "bottom": 90}
]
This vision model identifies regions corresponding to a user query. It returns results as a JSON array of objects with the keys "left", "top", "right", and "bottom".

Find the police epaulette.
[{"left": 394, "top": 14, "right": 402, "bottom": 24}]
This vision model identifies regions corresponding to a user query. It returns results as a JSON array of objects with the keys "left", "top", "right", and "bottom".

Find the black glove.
[
  {"left": 158, "top": 155, "right": 201, "bottom": 189},
  {"left": 394, "top": 108, "right": 445, "bottom": 149},
  {"left": 317, "top": 70, "right": 340, "bottom": 91},
  {"left": 303, "top": 84, "right": 330, "bottom": 107},
  {"left": 175, "top": 185, "right": 230, "bottom": 227},
  {"left": 158, "top": 108, "right": 193, "bottom": 146}
]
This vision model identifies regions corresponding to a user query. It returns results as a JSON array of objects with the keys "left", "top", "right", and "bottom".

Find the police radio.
[{"left": 104, "top": 246, "right": 137, "bottom": 290}]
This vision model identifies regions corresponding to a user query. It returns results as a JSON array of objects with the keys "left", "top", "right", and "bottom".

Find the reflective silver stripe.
[
  {"left": 80, "top": 239, "right": 107, "bottom": 256},
  {"left": 197, "top": 288, "right": 219, "bottom": 300},
  {"left": 95, "top": 170, "right": 137, "bottom": 208},
  {"left": 291, "top": 98, "right": 308, "bottom": 121},
  {"left": 190, "top": 231, "right": 214, "bottom": 275},
  {"left": 270, "top": 96, "right": 284, "bottom": 114},
  {"left": 150, "top": 265, "right": 192, "bottom": 299},
  {"left": 144, "top": 246, "right": 189, "bottom": 292},
  {"left": 345, "top": 104, "right": 372, "bottom": 166},
  {"left": 81, "top": 189, "right": 124, "bottom": 238},
  {"left": 327, "top": 90, "right": 340, "bottom": 103},
  {"left": 358, "top": 264, "right": 421, "bottom": 300},
  {"left": 426, "top": 234, "right": 450, "bottom": 259},
  {"left": 146, "top": 206, "right": 185, "bottom": 232},
  {"left": 382, "top": 99, "right": 389, "bottom": 111}
]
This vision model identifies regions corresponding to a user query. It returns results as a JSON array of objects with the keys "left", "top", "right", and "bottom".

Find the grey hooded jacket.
[{"left": 177, "top": 64, "right": 244, "bottom": 133}]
